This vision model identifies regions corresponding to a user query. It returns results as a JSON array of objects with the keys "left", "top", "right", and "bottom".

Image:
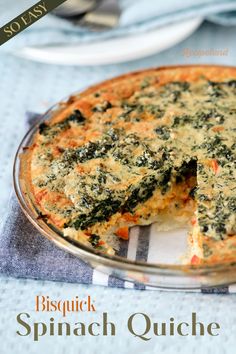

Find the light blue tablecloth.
[
  {"left": 2, "top": 0, "right": 236, "bottom": 50},
  {"left": 0, "top": 18, "right": 236, "bottom": 354}
]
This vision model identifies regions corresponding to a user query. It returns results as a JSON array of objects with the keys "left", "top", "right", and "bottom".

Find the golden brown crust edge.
[{"left": 19, "top": 64, "right": 236, "bottom": 264}]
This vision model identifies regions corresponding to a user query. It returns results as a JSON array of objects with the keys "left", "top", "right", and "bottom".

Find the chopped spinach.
[
  {"left": 67, "top": 109, "right": 86, "bottom": 123},
  {"left": 122, "top": 175, "right": 158, "bottom": 213},
  {"left": 175, "top": 157, "right": 197, "bottom": 184},
  {"left": 39, "top": 122, "right": 49, "bottom": 135},
  {"left": 67, "top": 197, "right": 122, "bottom": 230},
  {"left": 172, "top": 115, "right": 192, "bottom": 127},
  {"left": 154, "top": 126, "right": 170, "bottom": 140},
  {"left": 89, "top": 234, "right": 100, "bottom": 247}
]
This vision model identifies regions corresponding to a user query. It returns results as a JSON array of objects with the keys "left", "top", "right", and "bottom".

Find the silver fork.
[
  {"left": 76, "top": 0, "right": 121, "bottom": 30},
  {"left": 53, "top": 0, "right": 99, "bottom": 18},
  {"left": 54, "top": 0, "right": 121, "bottom": 31}
]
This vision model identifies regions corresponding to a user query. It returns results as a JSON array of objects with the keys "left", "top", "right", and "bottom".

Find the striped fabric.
[{"left": 94, "top": 225, "right": 236, "bottom": 294}]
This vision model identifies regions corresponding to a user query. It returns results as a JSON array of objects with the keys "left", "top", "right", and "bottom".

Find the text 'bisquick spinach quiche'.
[{"left": 21, "top": 65, "right": 236, "bottom": 265}]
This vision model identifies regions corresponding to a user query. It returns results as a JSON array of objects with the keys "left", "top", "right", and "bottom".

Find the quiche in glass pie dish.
[{"left": 19, "top": 65, "right": 236, "bottom": 266}]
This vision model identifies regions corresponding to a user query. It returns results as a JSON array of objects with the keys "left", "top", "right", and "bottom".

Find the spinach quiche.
[{"left": 21, "top": 65, "right": 236, "bottom": 264}]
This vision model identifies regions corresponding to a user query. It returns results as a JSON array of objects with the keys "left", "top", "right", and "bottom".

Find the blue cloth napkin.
[
  {"left": 2, "top": 0, "right": 236, "bottom": 50},
  {"left": 0, "top": 111, "right": 235, "bottom": 293}
]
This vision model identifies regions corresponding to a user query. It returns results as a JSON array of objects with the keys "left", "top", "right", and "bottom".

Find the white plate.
[{"left": 16, "top": 18, "right": 202, "bottom": 65}]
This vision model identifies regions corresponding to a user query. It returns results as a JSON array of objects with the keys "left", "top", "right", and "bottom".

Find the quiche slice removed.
[{"left": 21, "top": 66, "right": 236, "bottom": 264}]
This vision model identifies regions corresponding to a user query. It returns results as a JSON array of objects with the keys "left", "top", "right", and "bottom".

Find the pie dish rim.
[{"left": 13, "top": 64, "right": 236, "bottom": 289}]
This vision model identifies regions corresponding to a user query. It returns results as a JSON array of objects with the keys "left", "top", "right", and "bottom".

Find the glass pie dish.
[{"left": 13, "top": 90, "right": 236, "bottom": 290}]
